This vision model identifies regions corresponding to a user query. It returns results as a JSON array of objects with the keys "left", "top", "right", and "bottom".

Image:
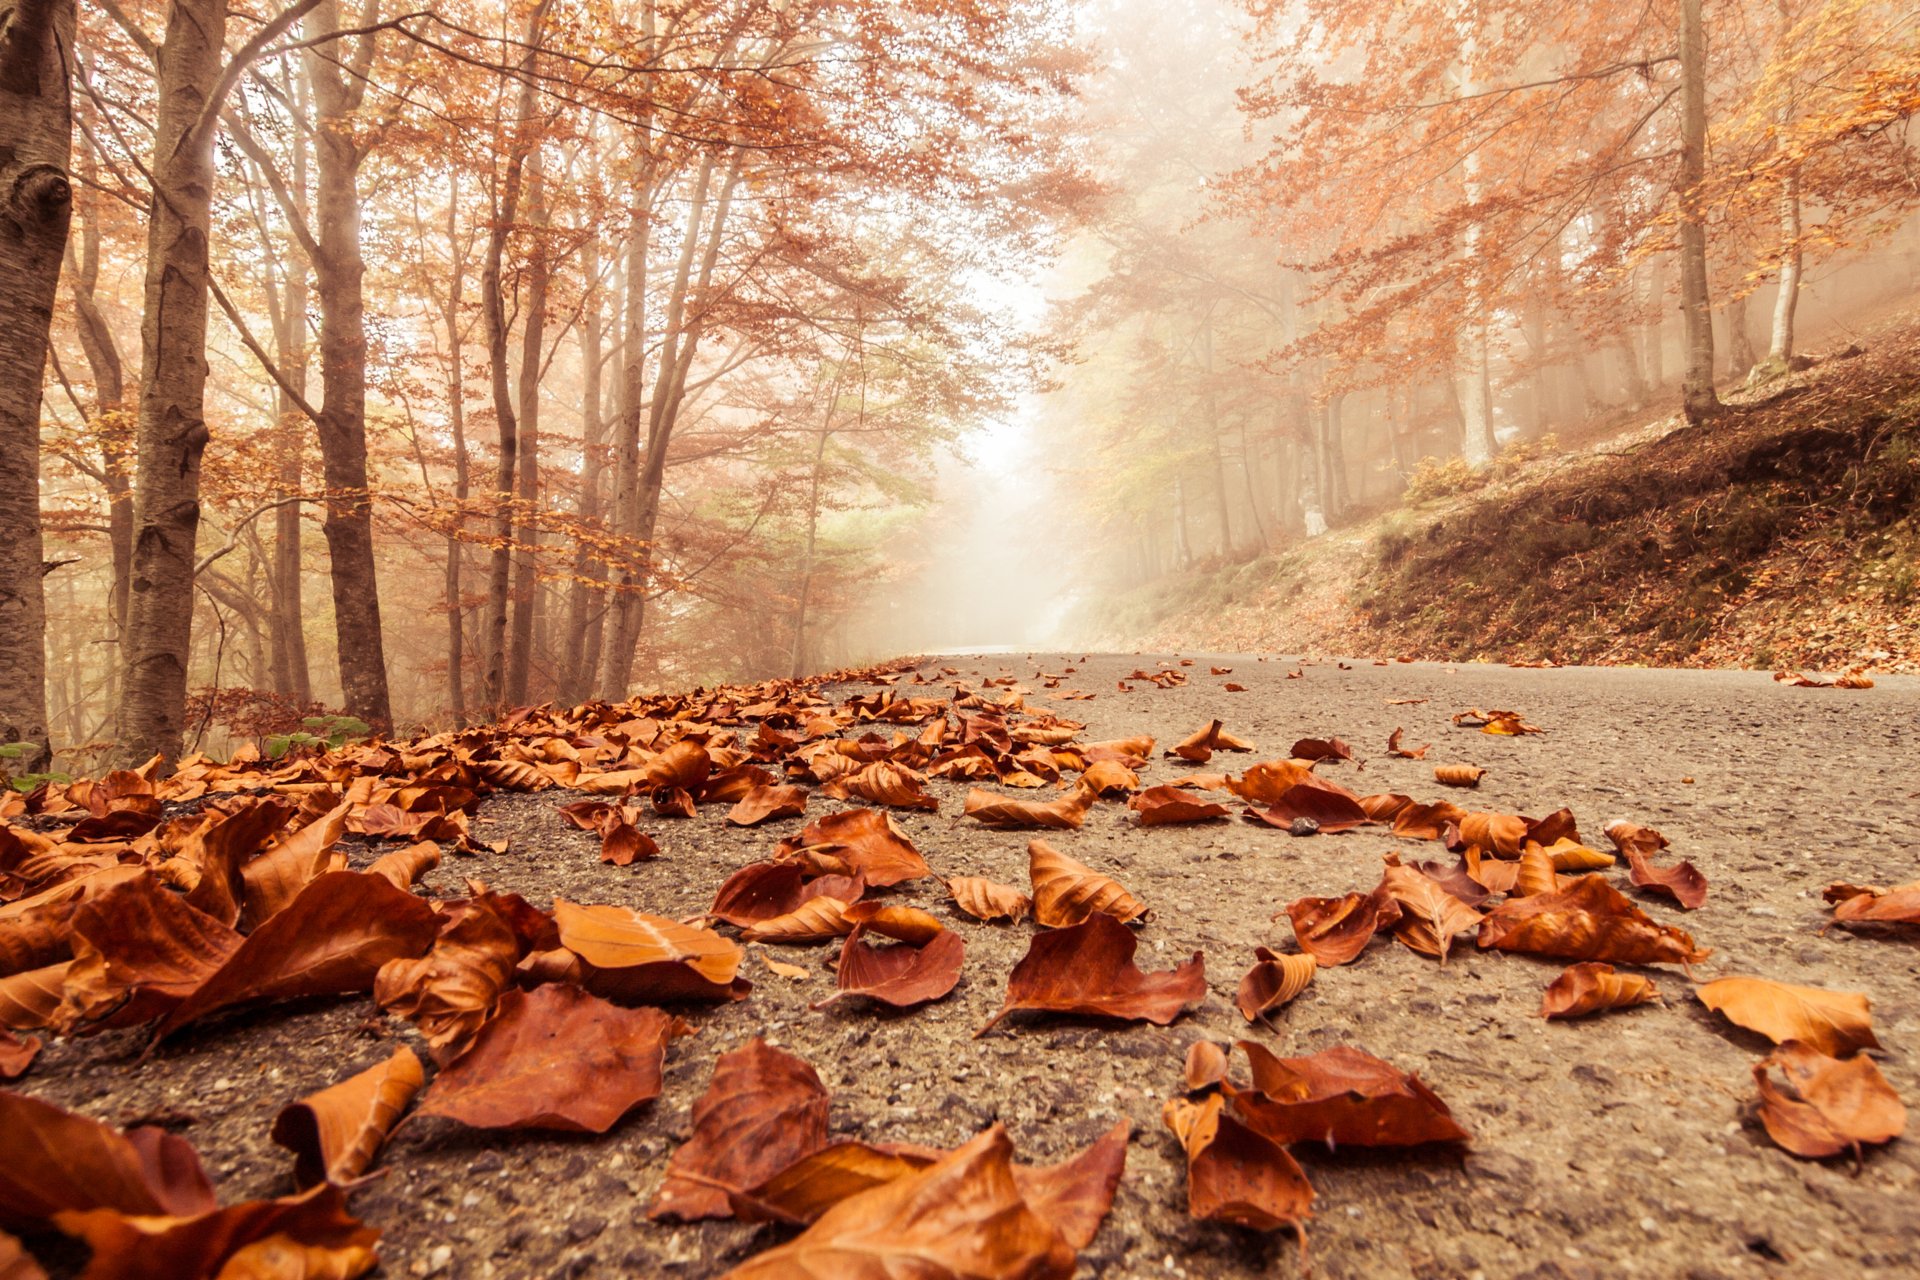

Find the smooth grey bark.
[
  {"left": 0, "top": 0, "right": 74, "bottom": 767},
  {"left": 1677, "top": 0, "right": 1720, "bottom": 424},
  {"left": 506, "top": 154, "right": 547, "bottom": 707},
  {"left": 558, "top": 234, "right": 606, "bottom": 704}
]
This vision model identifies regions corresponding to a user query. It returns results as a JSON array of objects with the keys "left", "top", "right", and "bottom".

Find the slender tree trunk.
[
  {"left": 1323, "top": 394, "right": 1350, "bottom": 517},
  {"left": 479, "top": 3, "right": 547, "bottom": 713},
  {"left": 266, "top": 127, "right": 312, "bottom": 706},
  {"left": 1677, "top": 0, "right": 1720, "bottom": 424},
  {"left": 559, "top": 235, "right": 605, "bottom": 704},
  {"left": 506, "top": 155, "right": 547, "bottom": 707},
  {"left": 1723, "top": 293, "right": 1757, "bottom": 379},
  {"left": 1766, "top": 176, "right": 1802, "bottom": 367},
  {"left": 1237, "top": 417, "right": 1270, "bottom": 551},
  {"left": 789, "top": 421, "right": 833, "bottom": 679},
  {"left": 114, "top": 0, "right": 232, "bottom": 765},
  {"left": 0, "top": 0, "right": 74, "bottom": 766},
  {"left": 442, "top": 176, "right": 470, "bottom": 726},
  {"left": 304, "top": 1, "right": 391, "bottom": 731}
]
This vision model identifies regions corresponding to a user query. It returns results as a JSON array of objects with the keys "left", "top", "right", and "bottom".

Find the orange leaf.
[
  {"left": 270, "top": 1047, "right": 423, "bottom": 1187},
  {"left": 1028, "top": 839, "right": 1148, "bottom": 928},
  {"left": 1539, "top": 962, "right": 1660, "bottom": 1019},
  {"left": 978, "top": 913, "right": 1203, "bottom": 1037},
  {"left": 1696, "top": 977, "right": 1880, "bottom": 1057}
]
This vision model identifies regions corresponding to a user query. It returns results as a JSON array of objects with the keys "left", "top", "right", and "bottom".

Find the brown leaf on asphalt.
[
  {"left": 1185, "top": 1041, "right": 1229, "bottom": 1092},
  {"left": 776, "top": 810, "right": 930, "bottom": 887},
  {"left": 708, "top": 863, "right": 863, "bottom": 928},
  {"left": 1028, "top": 839, "right": 1148, "bottom": 928},
  {"left": 0, "top": 963, "right": 68, "bottom": 1032},
  {"left": 414, "top": 985, "right": 691, "bottom": 1132},
  {"left": 813, "top": 927, "right": 964, "bottom": 1010},
  {"left": 1127, "top": 786, "right": 1230, "bottom": 826},
  {"left": 731, "top": 1142, "right": 937, "bottom": 1225},
  {"left": 1378, "top": 855, "right": 1482, "bottom": 963},
  {"left": 1289, "top": 737, "right": 1352, "bottom": 764},
  {"left": 270, "top": 1047, "right": 423, "bottom": 1187},
  {"left": 366, "top": 841, "right": 440, "bottom": 891},
  {"left": 1224, "top": 759, "right": 1317, "bottom": 805},
  {"left": 1168, "top": 720, "right": 1224, "bottom": 763},
  {"left": 153, "top": 872, "right": 440, "bottom": 1041},
  {"left": 0, "top": 1031, "right": 37, "bottom": 1081},
  {"left": 727, "top": 785, "right": 810, "bottom": 827},
  {"left": 1828, "top": 881, "right": 1920, "bottom": 925},
  {"left": 978, "top": 913, "right": 1204, "bottom": 1037},
  {"left": 1537, "top": 838, "right": 1614, "bottom": 872},
  {"left": 652, "top": 786, "right": 698, "bottom": 819},
  {"left": 177, "top": 800, "right": 294, "bottom": 926},
  {"left": 1283, "top": 886, "right": 1403, "bottom": 967},
  {"left": 1242, "top": 780, "right": 1370, "bottom": 832},
  {"left": 1602, "top": 820, "right": 1669, "bottom": 859},
  {"left": 1386, "top": 728, "right": 1430, "bottom": 759},
  {"left": 51, "top": 1181, "right": 377, "bottom": 1280},
  {"left": 1452, "top": 708, "right": 1542, "bottom": 735},
  {"left": 1456, "top": 811, "right": 1528, "bottom": 856},
  {"left": 1082, "top": 735, "right": 1153, "bottom": 764},
  {"left": 59, "top": 873, "right": 242, "bottom": 1031},
  {"left": 1753, "top": 1042, "right": 1907, "bottom": 1160},
  {"left": 1078, "top": 760, "right": 1138, "bottom": 796},
  {"left": 600, "top": 821, "right": 660, "bottom": 866},
  {"left": 841, "top": 902, "right": 944, "bottom": 945},
  {"left": 1623, "top": 848, "right": 1708, "bottom": 910},
  {"left": 1235, "top": 948, "right": 1316, "bottom": 1023},
  {"left": 1408, "top": 856, "right": 1492, "bottom": 907},
  {"left": 720, "top": 1126, "right": 1078, "bottom": 1280},
  {"left": 945, "top": 877, "right": 1031, "bottom": 924},
  {"left": 1231, "top": 1041, "right": 1470, "bottom": 1148},
  {"left": 374, "top": 895, "right": 533, "bottom": 1064},
  {"left": 824, "top": 761, "right": 940, "bottom": 811},
  {"left": 1163, "top": 1092, "right": 1313, "bottom": 1233},
  {"left": 1539, "top": 963, "right": 1661, "bottom": 1019},
  {"left": 1478, "top": 876, "right": 1708, "bottom": 967},
  {"left": 645, "top": 740, "right": 713, "bottom": 792},
  {"left": 0, "top": 899, "right": 74, "bottom": 981},
  {"left": 240, "top": 800, "right": 351, "bottom": 927},
  {"left": 1384, "top": 797, "right": 1468, "bottom": 840},
  {"left": 1696, "top": 977, "right": 1880, "bottom": 1057},
  {"left": 1433, "top": 764, "right": 1482, "bottom": 787},
  {"left": 652, "top": 1038, "right": 832, "bottom": 1222},
  {"left": 1512, "top": 844, "right": 1562, "bottom": 899},
  {"left": 962, "top": 784, "right": 1095, "bottom": 830},
  {"left": 738, "top": 897, "right": 857, "bottom": 944},
  {"left": 554, "top": 900, "right": 749, "bottom": 1002},
  {"left": 1010, "top": 1121, "right": 1129, "bottom": 1250},
  {"left": 0, "top": 1089, "right": 216, "bottom": 1229}
]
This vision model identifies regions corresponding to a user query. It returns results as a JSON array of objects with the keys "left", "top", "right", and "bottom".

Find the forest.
[{"left": 3, "top": 1, "right": 1920, "bottom": 1278}]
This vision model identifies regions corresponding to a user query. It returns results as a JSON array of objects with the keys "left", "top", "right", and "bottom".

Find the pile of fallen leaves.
[{"left": 1, "top": 658, "right": 1909, "bottom": 1276}]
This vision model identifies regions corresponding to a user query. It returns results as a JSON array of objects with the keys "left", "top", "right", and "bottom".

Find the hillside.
[{"left": 1087, "top": 311, "right": 1920, "bottom": 673}]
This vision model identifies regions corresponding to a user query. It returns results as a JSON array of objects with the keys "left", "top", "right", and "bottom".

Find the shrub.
[{"left": 1403, "top": 456, "right": 1488, "bottom": 505}]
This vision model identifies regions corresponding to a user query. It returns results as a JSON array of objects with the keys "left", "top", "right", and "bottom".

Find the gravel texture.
[{"left": 13, "top": 654, "right": 1920, "bottom": 1280}]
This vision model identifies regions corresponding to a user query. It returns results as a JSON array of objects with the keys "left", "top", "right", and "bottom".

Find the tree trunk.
[
  {"left": 596, "top": 194, "right": 650, "bottom": 700},
  {"left": 1323, "top": 394, "right": 1350, "bottom": 517},
  {"left": 478, "top": 3, "right": 546, "bottom": 714},
  {"left": 1677, "top": 0, "right": 1719, "bottom": 424},
  {"left": 789, "top": 421, "right": 833, "bottom": 679},
  {"left": 506, "top": 154, "right": 547, "bottom": 707},
  {"left": 1766, "top": 175, "right": 1802, "bottom": 367},
  {"left": 305, "top": 0, "right": 391, "bottom": 732},
  {"left": 0, "top": 0, "right": 74, "bottom": 766},
  {"left": 442, "top": 174, "right": 470, "bottom": 726},
  {"left": 265, "top": 117, "right": 312, "bottom": 707},
  {"left": 559, "top": 234, "right": 605, "bottom": 705},
  {"left": 1723, "top": 292, "right": 1757, "bottom": 379},
  {"left": 114, "top": 0, "right": 232, "bottom": 765},
  {"left": 1458, "top": 329, "right": 1496, "bottom": 465}
]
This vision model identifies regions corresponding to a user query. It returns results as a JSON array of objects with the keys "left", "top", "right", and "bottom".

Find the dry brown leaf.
[
  {"left": 962, "top": 784, "right": 1095, "bottom": 830},
  {"left": 1078, "top": 760, "right": 1138, "bottom": 796},
  {"left": 1386, "top": 728, "right": 1430, "bottom": 759},
  {"left": 1231, "top": 1041, "right": 1470, "bottom": 1148},
  {"left": 1126, "top": 786, "right": 1230, "bottom": 826},
  {"left": 1241, "top": 780, "right": 1371, "bottom": 833},
  {"left": 50, "top": 1183, "right": 377, "bottom": 1280},
  {"left": 727, "top": 785, "right": 811, "bottom": 827},
  {"left": 373, "top": 895, "right": 532, "bottom": 1064},
  {"left": 1283, "top": 886, "right": 1402, "bottom": 967},
  {"left": 1168, "top": 721, "right": 1223, "bottom": 763},
  {"left": 1235, "top": 948, "right": 1315, "bottom": 1023},
  {"left": 1184, "top": 1041, "right": 1228, "bottom": 1093},
  {"left": 1829, "top": 882, "right": 1920, "bottom": 926},
  {"left": 776, "top": 810, "right": 930, "bottom": 887},
  {"left": 1539, "top": 962, "right": 1661, "bottom": 1019},
  {"left": 708, "top": 862, "right": 864, "bottom": 927},
  {"left": 824, "top": 761, "right": 940, "bottom": 811},
  {"left": 1696, "top": 977, "right": 1880, "bottom": 1057},
  {"left": 270, "top": 1047, "right": 423, "bottom": 1187},
  {"left": 413, "top": 985, "right": 691, "bottom": 1132},
  {"left": 0, "top": 1090, "right": 216, "bottom": 1229},
  {"left": 1753, "top": 1042, "right": 1906, "bottom": 1160},
  {"left": 1433, "top": 764, "right": 1483, "bottom": 787},
  {"left": 652, "top": 1038, "right": 832, "bottom": 1222},
  {"left": 0, "top": 1031, "right": 38, "bottom": 1081},
  {"left": 841, "top": 902, "right": 943, "bottom": 945},
  {"left": 1224, "top": 760, "right": 1317, "bottom": 805},
  {"left": 1028, "top": 838, "right": 1148, "bottom": 928},
  {"left": 1622, "top": 848, "right": 1708, "bottom": 910},
  {"left": 366, "top": 841, "right": 440, "bottom": 891},
  {"left": 813, "top": 928, "right": 965, "bottom": 1011},
  {"left": 945, "top": 877, "right": 1031, "bottom": 925},
  {"left": 1377, "top": 855, "right": 1482, "bottom": 963},
  {"left": 0, "top": 1228, "right": 45, "bottom": 1280},
  {"left": 1163, "top": 1093, "right": 1313, "bottom": 1233},
  {"left": 739, "top": 897, "right": 857, "bottom": 944},
  {"left": 1477, "top": 875, "right": 1709, "bottom": 968},
  {"left": 978, "top": 913, "right": 1203, "bottom": 1037},
  {"left": 1289, "top": 737, "right": 1352, "bottom": 764}
]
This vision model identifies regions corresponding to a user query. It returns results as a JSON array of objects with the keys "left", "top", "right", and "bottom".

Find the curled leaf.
[
  {"left": 1753, "top": 1042, "right": 1906, "bottom": 1160},
  {"left": 1540, "top": 962, "right": 1660, "bottom": 1019},
  {"left": 978, "top": 913, "right": 1204, "bottom": 1037},
  {"left": 962, "top": 785, "right": 1095, "bottom": 830},
  {"left": 1163, "top": 1092, "right": 1313, "bottom": 1232},
  {"left": 813, "top": 928, "right": 964, "bottom": 1010},
  {"left": 1231, "top": 1041, "right": 1470, "bottom": 1148},
  {"left": 1235, "top": 948, "right": 1315, "bottom": 1023},
  {"left": 1283, "top": 886, "right": 1402, "bottom": 967},
  {"left": 1433, "top": 764, "right": 1483, "bottom": 788},
  {"left": 270, "top": 1047, "right": 423, "bottom": 1187},
  {"left": 1028, "top": 839, "right": 1148, "bottom": 928},
  {"left": 1477, "top": 875, "right": 1709, "bottom": 967},
  {"left": 653, "top": 1038, "right": 831, "bottom": 1222},
  {"left": 945, "top": 877, "right": 1031, "bottom": 925},
  {"left": 1696, "top": 977, "right": 1880, "bottom": 1058},
  {"left": 1127, "top": 786, "right": 1229, "bottom": 826}
]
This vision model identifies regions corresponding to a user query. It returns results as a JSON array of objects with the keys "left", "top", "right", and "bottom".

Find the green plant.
[{"left": 265, "top": 714, "right": 373, "bottom": 760}]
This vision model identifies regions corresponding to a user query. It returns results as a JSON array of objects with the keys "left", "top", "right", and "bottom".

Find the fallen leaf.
[
  {"left": 1477, "top": 875, "right": 1709, "bottom": 967},
  {"left": 776, "top": 810, "right": 930, "bottom": 887},
  {"left": 1028, "top": 839, "right": 1148, "bottom": 928},
  {"left": 652, "top": 1038, "right": 831, "bottom": 1221},
  {"left": 51, "top": 1181, "right": 377, "bottom": 1280},
  {"left": 841, "top": 902, "right": 944, "bottom": 945},
  {"left": 0, "top": 1031, "right": 37, "bottom": 1081},
  {"left": 1235, "top": 948, "right": 1315, "bottom": 1023},
  {"left": 0, "top": 1229, "right": 44, "bottom": 1280},
  {"left": 1283, "top": 886, "right": 1403, "bottom": 967},
  {"left": 1078, "top": 760, "right": 1138, "bottom": 796},
  {"left": 1539, "top": 962, "right": 1661, "bottom": 1019},
  {"left": 739, "top": 897, "right": 857, "bottom": 944},
  {"left": 708, "top": 862, "right": 864, "bottom": 927},
  {"left": 1696, "top": 977, "right": 1880, "bottom": 1057},
  {"left": 719, "top": 1126, "right": 1077, "bottom": 1280},
  {"left": 1289, "top": 737, "right": 1352, "bottom": 764},
  {"left": 270, "top": 1047, "right": 423, "bottom": 1187},
  {"left": 600, "top": 821, "right": 660, "bottom": 866},
  {"left": 962, "top": 784, "right": 1096, "bottom": 830},
  {"left": 154, "top": 872, "right": 440, "bottom": 1041},
  {"left": 978, "top": 913, "right": 1203, "bottom": 1036},
  {"left": 0, "top": 1090, "right": 216, "bottom": 1229},
  {"left": 945, "top": 877, "right": 1031, "bottom": 924},
  {"left": 1829, "top": 882, "right": 1920, "bottom": 926},
  {"left": 825, "top": 761, "right": 939, "bottom": 811},
  {"left": 1184, "top": 1041, "right": 1228, "bottom": 1092},
  {"left": 366, "top": 841, "right": 440, "bottom": 890},
  {"left": 1230, "top": 1041, "right": 1470, "bottom": 1148},
  {"left": 1623, "top": 848, "right": 1708, "bottom": 910},
  {"left": 239, "top": 802, "right": 351, "bottom": 927},
  {"left": 1753, "top": 1042, "right": 1906, "bottom": 1160},
  {"left": 1163, "top": 1092, "right": 1313, "bottom": 1232},
  {"left": 1378, "top": 855, "right": 1482, "bottom": 962},
  {"left": 555, "top": 900, "right": 749, "bottom": 1002},
  {"left": 813, "top": 927, "right": 964, "bottom": 1010},
  {"left": 374, "top": 894, "right": 531, "bottom": 1064},
  {"left": 1386, "top": 728, "right": 1430, "bottom": 759},
  {"left": 1433, "top": 764, "right": 1483, "bottom": 788},
  {"left": 413, "top": 985, "right": 691, "bottom": 1132},
  {"left": 1225, "top": 760, "right": 1317, "bottom": 805},
  {"left": 1127, "top": 786, "right": 1230, "bottom": 826},
  {"left": 727, "top": 785, "right": 810, "bottom": 827},
  {"left": 1242, "top": 781, "right": 1371, "bottom": 833}
]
